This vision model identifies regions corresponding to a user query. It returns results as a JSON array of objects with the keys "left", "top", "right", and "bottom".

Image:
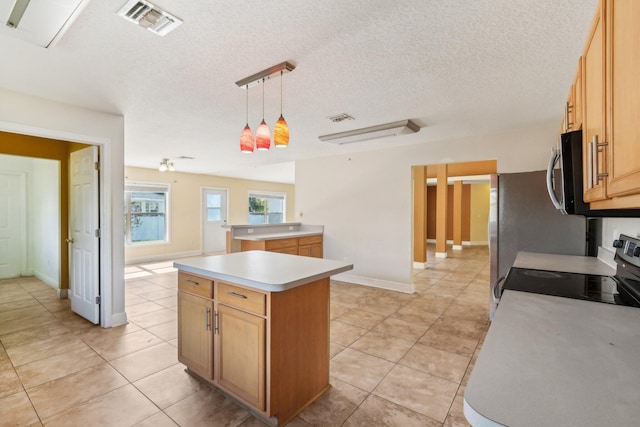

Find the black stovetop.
[{"left": 503, "top": 267, "right": 640, "bottom": 307}]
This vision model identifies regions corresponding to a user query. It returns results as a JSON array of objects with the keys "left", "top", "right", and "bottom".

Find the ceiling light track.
[{"left": 235, "top": 61, "right": 295, "bottom": 89}]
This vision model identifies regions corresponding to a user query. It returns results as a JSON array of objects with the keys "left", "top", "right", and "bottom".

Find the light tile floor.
[{"left": 0, "top": 245, "right": 489, "bottom": 426}]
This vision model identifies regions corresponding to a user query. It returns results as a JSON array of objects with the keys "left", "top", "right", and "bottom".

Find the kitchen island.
[{"left": 174, "top": 251, "right": 353, "bottom": 426}]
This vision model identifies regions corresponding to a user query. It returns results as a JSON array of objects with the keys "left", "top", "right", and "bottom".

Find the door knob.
[{"left": 65, "top": 238, "right": 74, "bottom": 243}]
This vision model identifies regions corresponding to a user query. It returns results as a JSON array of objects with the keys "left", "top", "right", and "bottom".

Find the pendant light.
[
  {"left": 255, "top": 78, "right": 271, "bottom": 150},
  {"left": 274, "top": 70, "right": 289, "bottom": 148},
  {"left": 240, "top": 85, "right": 255, "bottom": 153}
]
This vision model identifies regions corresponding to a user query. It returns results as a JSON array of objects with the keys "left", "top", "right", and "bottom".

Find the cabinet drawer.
[
  {"left": 265, "top": 238, "right": 298, "bottom": 250},
  {"left": 178, "top": 272, "right": 213, "bottom": 298},
  {"left": 299, "top": 235, "right": 322, "bottom": 245},
  {"left": 217, "top": 282, "right": 266, "bottom": 316},
  {"left": 270, "top": 247, "right": 299, "bottom": 255}
]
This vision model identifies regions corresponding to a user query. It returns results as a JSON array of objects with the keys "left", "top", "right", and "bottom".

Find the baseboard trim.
[
  {"left": 57, "top": 289, "right": 68, "bottom": 299},
  {"left": 34, "top": 270, "right": 59, "bottom": 289},
  {"left": 435, "top": 252, "right": 448, "bottom": 258},
  {"left": 453, "top": 245, "right": 463, "bottom": 251},
  {"left": 332, "top": 273, "right": 414, "bottom": 294},
  {"left": 108, "top": 312, "right": 128, "bottom": 328},
  {"left": 413, "top": 261, "right": 427, "bottom": 269},
  {"left": 125, "top": 250, "right": 202, "bottom": 265}
]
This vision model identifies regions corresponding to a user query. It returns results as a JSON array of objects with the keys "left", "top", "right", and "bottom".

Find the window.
[
  {"left": 206, "top": 193, "right": 222, "bottom": 221},
  {"left": 248, "top": 191, "right": 285, "bottom": 224},
  {"left": 124, "top": 182, "right": 169, "bottom": 244}
]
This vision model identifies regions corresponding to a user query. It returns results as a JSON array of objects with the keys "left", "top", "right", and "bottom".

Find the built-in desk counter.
[{"left": 225, "top": 223, "right": 324, "bottom": 257}]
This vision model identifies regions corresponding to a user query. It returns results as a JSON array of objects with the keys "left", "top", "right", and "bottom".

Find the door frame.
[
  {"left": 0, "top": 120, "right": 116, "bottom": 327},
  {"left": 0, "top": 171, "right": 28, "bottom": 277},
  {"left": 201, "top": 186, "right": 229, "bottom": 254}
]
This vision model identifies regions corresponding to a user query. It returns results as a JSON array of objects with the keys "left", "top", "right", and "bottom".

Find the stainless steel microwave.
[{"left": 546, "top": 130, "right": 640, "bottom": 217}]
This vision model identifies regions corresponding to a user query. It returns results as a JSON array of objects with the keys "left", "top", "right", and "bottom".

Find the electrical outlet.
[
  {"left": 289, "top": 226, "right": 294, "bottom": 231},
  {"left": 248, "top": 228, "right": 254, "bottom": 234}
]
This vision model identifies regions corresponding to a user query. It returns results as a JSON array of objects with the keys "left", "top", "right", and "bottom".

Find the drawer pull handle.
[
  {"left": 227, "top": 291, "right": 247, "bottom": 299},
  {"left": 186, "top": 279, "right": 199, "bottom": 286}
]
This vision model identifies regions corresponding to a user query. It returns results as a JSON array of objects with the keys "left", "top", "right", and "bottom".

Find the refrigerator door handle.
[
  {"left": 546, "top": 148, "right": 563, "bottom": 211},
  {"left": 493, "top": 276, "right": 506, "bottom": 300}
]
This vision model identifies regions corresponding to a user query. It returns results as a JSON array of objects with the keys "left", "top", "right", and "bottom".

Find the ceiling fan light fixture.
[{"left": 159, "top": 158, "right": 169, "bottom": 172}]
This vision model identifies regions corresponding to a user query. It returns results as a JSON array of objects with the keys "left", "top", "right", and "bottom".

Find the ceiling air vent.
[
  {"left": 328, "top": 113, "right": 355, "bottom": 123},
  {"left": 117, "top": 0, "right": 182, "bottom": 36}
]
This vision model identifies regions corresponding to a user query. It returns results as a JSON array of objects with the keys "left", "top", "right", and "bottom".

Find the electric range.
[{"left": 502, "top": 234, "right": 640, "bottom": 308}]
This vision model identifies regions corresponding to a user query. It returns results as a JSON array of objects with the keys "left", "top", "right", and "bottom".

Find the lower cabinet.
[
  {"left": 177, "top": 271, "right": 330, "bottom": 426},
  {"left": 240, "top": 235, "right": 323, "bottom": 258},
  {"left": 177, "top": 291, "right": 213, "bottom": 380},
  {"left": 217, "top": 304, "right": 266, "bottom": 410}
]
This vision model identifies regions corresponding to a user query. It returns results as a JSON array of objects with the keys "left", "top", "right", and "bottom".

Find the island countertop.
[{"left": 174, "top": 250, "right": 352, "bottom": 292}]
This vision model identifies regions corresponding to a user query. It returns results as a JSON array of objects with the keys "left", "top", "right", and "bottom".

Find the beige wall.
[
  {"left": 124, "top": 166, "right": 295, "bottom": 263},
  {"left": 470, "top": 183, "right": 490, "bottom": 243}
]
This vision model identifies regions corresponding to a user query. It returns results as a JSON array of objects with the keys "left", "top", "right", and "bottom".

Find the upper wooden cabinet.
[
  {"left": 563, "top": 58, "right": 583, "bottom": 133},
  {"left": 600, "top": 0, "right": 640, "bottom": 204},
  {"left": 581, "top": 0, "right": 607, "bottom": 203},
  {"left": 577, "top": 0, "right": 640, "bottom": 209}
]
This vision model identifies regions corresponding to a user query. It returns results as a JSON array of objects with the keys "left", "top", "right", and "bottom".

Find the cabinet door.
[
  {"left": 605, "top": 0, "right": 640, "bottom": 198},
  {"left": 178, "top": 292, "right": 213, "bottom": 379},
  {"left": 310, "top": 243, "right": 323, "bottom": 258},
  {"left": 216, "top": 304, "right": 266, "bottom": 410},
  {"left": 573, "top": 57, "right": 583, "bottom": 130},
  {"left": 298, "top": 245, "right": 311, "bottom": 257},
  {"left": 582, "top": 0, "right": 607, "bottom": 203}
]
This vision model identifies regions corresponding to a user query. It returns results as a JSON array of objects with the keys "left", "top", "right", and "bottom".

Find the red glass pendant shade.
[
  {"left": 256, "top": 119, "right": 271, "bottom": 150},
  {"left": 240, "top": 124, "right": 255, "bottom": 153}
]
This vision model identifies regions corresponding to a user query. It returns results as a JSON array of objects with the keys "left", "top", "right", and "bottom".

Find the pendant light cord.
[
  {"left": 280, "top": 70, "right": 283, "bottom": 114},
  {"left": 262, "top": 78, "right": 265, "bottom": 120},
  {"left": 245, "top": 85, "right": 249, "bottom": 124}
]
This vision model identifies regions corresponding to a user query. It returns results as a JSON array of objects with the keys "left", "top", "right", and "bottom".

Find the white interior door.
[
  {"left": 202, "top": 188, "right": 228, "bottom": 254},
  {"left": 69, "top": 146, "right": 100, "bottom": 324},
  {"left": 0, "top": 172, "right": 25, "bottom": 279}
]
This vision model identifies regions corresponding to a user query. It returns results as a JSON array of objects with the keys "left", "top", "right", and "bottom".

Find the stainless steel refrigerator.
[{"left": 489, "top": 171, "right": 599, "bottom": 318}]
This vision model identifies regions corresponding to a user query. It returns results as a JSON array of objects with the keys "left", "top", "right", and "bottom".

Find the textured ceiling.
[{"left": 0, "top": 0, "right": 598, "bottom": 183}]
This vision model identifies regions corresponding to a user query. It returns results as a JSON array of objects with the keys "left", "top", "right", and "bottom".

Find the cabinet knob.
[{"left": 613, "top": 239, "right": 624, "bottom": 248}]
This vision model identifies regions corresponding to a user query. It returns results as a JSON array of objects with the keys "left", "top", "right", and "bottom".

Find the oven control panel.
[{"left": 614, "top": 234, "right": 640, "bottom": 268}]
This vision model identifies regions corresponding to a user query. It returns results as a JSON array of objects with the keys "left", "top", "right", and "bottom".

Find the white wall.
[
  {"left": 0, "top": 155, "right": 34, "bottom": 275},
  {"left": 602, "top": 218, "right": 640, "bottom": 250},
  {"left": 32, "top": 158, "right": 60, "bottom": 288},
  {"left": 0, "top": 87, "right": 125, "bottom": 327},
  {"left": 295, "top": 119, "right": 559, "bottom": 291}
]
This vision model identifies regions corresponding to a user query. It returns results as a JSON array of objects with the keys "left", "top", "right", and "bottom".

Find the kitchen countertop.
[
  {"left": 174, "top": 250, "right": 352, "bottom": 292},
  {"left": 464, "top": 290, "right": 640, "bottom": 427},
  {"left": 513, "top": 251, "right": 616, "bottom": 276}
]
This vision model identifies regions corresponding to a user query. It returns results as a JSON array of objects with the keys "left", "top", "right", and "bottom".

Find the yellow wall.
[
  {"left": 470, "top": 183, "right": 490, "bottom": 242},
  {"left": 0, "top": 131, "right": 91, "bottom": 290},
  {"left": 124, "top": 166, "right": 295, "bottom": 262}
]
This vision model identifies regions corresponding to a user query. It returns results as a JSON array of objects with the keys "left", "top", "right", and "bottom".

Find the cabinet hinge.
[
  {"left": 95, "top": 295, "right": 101, "bottom": 304},
  {"left": 95, "top": 229, "right": 101, "bottom": 238},
  {"left": 94, "top": 161, "right": 100, "bottom": 171}
]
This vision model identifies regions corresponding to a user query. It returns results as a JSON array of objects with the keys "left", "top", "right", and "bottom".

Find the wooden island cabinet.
[{"left": 175, "top": 251, "right": 352, "bottom": 426}]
